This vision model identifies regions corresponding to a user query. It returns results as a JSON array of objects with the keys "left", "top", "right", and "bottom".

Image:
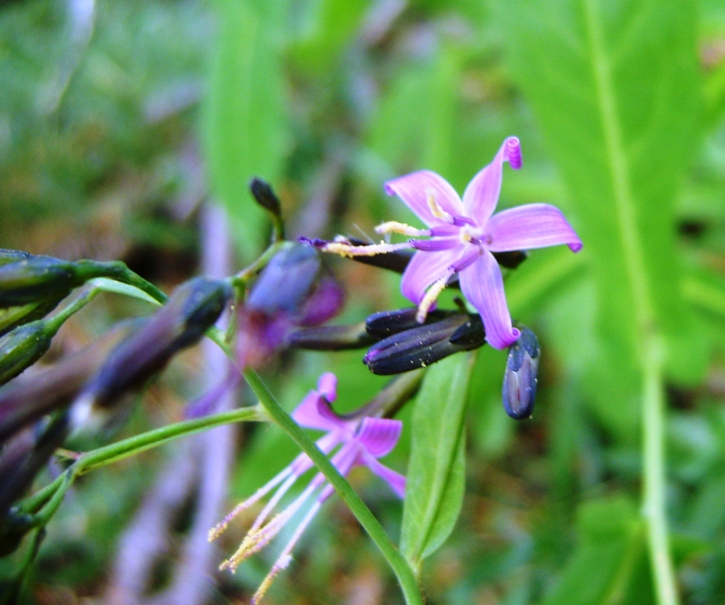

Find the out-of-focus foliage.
[{"left": 2, "top": 0, "right": 725, "bottom": 604}]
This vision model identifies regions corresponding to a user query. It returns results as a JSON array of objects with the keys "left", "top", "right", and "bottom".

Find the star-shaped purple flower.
[
  {"left": 210, "top": 373, "right": 404, "bottom": 603},
  {"left": 379, "top": 136, "right": 582, "bottom": 349}
]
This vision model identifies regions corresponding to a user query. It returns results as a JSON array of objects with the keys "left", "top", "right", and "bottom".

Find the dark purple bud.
[
  {"left": 449, "top": 314, "right": 485, "bottom": 347},
  {"left": 250, "top": 178, "right": 283, "bottom": 219},
  {"left": 288, "top": 323, "right": 376, "bottom": 351},
  {"left": 494, "top": 250, "right": 529, "bottom": 270},
  {"left": 364, "top": 314, "right": 485, "bottom": 375},
  {"left": 247, "top": 244, "right": 322, "bottom": 317},
  {"left": 0, "top": 414, "right": 69, "bottom": 520},
  {"left": 365, "top": 307, "right": 453, "bottom": 338},
  {"left": 73, "top": 277, "right": 231, "bottom": 416},
  {"left": 502, "top": 327, "right": 540, "bottom": 420}
]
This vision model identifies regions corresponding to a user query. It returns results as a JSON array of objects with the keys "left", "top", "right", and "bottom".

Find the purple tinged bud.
[
  {"left": 364, "top": 313, "right": 485, "bottom": 375},
  {"left": 75, "top": 277, "right": 231, "bottom": 413},
  {"left": 502, "top": 327, "right": 540, "bottom": 420},
  {"left": 365, "top": 307, "right": 453, "bottom": 338},
  {"left": 297, "top": 276, "right": 345, "bottom": 327},
  {"left": 247, "top": 244, "right": 322, "bottom": 317},
  {"left": 287, "top": 323, "right": 376, "bottom": 351}
]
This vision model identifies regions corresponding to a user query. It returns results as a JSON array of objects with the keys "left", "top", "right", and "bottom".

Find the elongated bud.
[
  {"left": 0, "top": 299, "right": 62, "bottom": 337},
  {"left": 0, "top": 249, "right": 32, "bottom": 267},
  {"left": 502, "top": 327, "right": 540, "bottom": 420},
  {"left": 0, "top": 257, "right": 78, "bottom": 307},
  {"left": 0, "top": 330, "right": 125, "bottom": 444},
  {"left": 71, "top": 277, "right": 231, "bottom": 425},
  {"left": 247, "top": 244, "right": 322, "bottom": 317},
  {"left": 250, "top": 178, "right": 283, "bottom": 219},
  {"left": 0, "top": 322, "right": 56, "bottom": 387},
  {"left": 288, "top": 323, "right": 376, "bottom": 351},
  {"left": 365, "top": 308, "right": 452, "bottom": 338},
  {"left": 364, "top": 313, "right": 485, "bottom": 375}
]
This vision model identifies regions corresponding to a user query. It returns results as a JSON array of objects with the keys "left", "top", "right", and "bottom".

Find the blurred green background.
[{"left": 3, "top": 0, "right": 725, "bottom": 603}]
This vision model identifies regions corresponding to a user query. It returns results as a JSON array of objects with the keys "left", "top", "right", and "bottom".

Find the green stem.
[
  {"left": 642, "top": 340, "right": 678, "bottom": 605},
  {"left": 242, "top": 368, "right": 424, "bottom": 605},
  {"left": 75, "top": 405, "right": 264, "bottom": 474},
  {"left": 230, "top": 240, "right": 290, "bottom": 289},
  {"left": 18, "top": 405, "right": 265, "bottom": 515}
]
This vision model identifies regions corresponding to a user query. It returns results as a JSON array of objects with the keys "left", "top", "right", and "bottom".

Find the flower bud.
[
  {"left": 0, "top": 321, "right": 56, "bottom": 387},
  {"left": 0, "top": 299, "right": 62, "bottom": 338},
  {"left": 364, "top": 313, "right": 485, "bottom": 375},
  {"left": 247, "top": 244, "right": 322, "bottom": 317},
  {"left": 502, "top": 327, "right": 540, "bottom": 420},
  {"left": 288, "top": 323, "right": 376, "bottom": 351},
  {"left": 0, "top": 330, "right": 124, "bottom": 444},
  {"left": 71, "top": 277, "right": 231, "bottom": 423},
  {"left": 0, "top": 249, "right": 32, "bottom": 267},
  {"left": 250, "top": 178, "right": 283, "bottom": 220},
  {"left": 0, "top": 257, "right": 79, "bottom": 307},
  {"left": 365, "top": 308, "right": 453, "bottom": 338}
]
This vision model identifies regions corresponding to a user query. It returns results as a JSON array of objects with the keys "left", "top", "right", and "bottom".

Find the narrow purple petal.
[
  {"left": 384, "top": 171, "right": 465, "bottom": 227},
  {"left": 459, "top": 250, "right": 520, "bottom": 349},
  {"left": 462, "top": 136, "right": 522, "bottom": 223},
  {"left": 316, "top": 372, "right": 337, "bottom": 402},
  {"left": 355, "top": 417, "right": 403, "bottom": 458},
  {"left": 401, "top": 247, "right": 461, "bottom": 304},
  {"left": 292, "top": 390, "right": 344, "bottom": 432},
  {"left": 487, "top": 204, "right": 583, "bottom": 252},
  {"left": 360, "top": 454, "right": 406, "bottom": 498}
]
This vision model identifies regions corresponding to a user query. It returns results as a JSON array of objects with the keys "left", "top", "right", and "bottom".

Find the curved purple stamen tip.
[{"left": 298, "top": 236, "right": 327, "bottom": 248}]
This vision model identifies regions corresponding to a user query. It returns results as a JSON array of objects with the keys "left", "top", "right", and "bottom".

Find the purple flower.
[
  {"left": 319, "top": 137, "right": 582, "bottom": 349},
  {"left": 210, "top": 373, "right": 404, "bottom": 603}
]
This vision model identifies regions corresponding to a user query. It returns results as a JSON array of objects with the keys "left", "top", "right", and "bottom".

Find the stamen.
[
  {"left": 321, "top": 241, "right": 412, "bottom": 258},
  {"left": 411, "top": 237, "right": 460, "bottom": 252},
  {"left": 208, "top": 466, "right": 294, "bottom": 541},
  {"left": 374, "top": 221, "right": 430, "bottom": 237},
  {"left": 416, "top": 277, "right": 449, "bottom": 323},
  {"left": 251, "top": 501, "right": 322, "bottom": 604},
  {"left": 426, "top": 189, "right": 454, "bottom": 223}
]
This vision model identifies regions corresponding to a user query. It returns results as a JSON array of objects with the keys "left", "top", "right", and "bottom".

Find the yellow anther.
[
  {"left": 416, "top": 278, "right": 449, "bottom": 323},
  {"left": 374, "top": 221, "right": 428, "bottom": 237},
  {"left": 426, "top": 189, "right": 454, "bottom": 223}
]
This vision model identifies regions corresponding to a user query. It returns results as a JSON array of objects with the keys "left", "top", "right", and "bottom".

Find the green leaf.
[
  {"left": 498, "top": 0, "right": 701, "bottom": 433},
  {"left": 203, "top": 0, "right": 288, "bottom": 262},
  {"left": 543, "top": 496, "right": 651, "bottom": 605},
  {"left": 88, "top": 277, "right": 162, "bottom": 306},
  {"left": 401, "top": 353, "right": 474, "bottom": 568}
]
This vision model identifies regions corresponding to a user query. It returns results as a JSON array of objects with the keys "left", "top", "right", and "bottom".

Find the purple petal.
[
  {"left": 462, "top": 137, "right": 522, "bottom": 223},
  {"left": 292, "top": 391, "right": 344, "bottom": 433},
  {"left": 401, "top": 248, "right": 461, "bottom": 305},
  {"left": 459, "top": 251, "right": 520, "bottom": 349},
  {"left": 360, "top": 453, "right": 406, "bottom": 498},
  {"left": 355, "top": 417, "right": 403, "bottom": 457},
  {"left": 487, "top": 204, "right": 583, "bottom": 252},
  {"left": 317, "top": 372, "right": 337, "bottom": 402},
  {"left": 411, "top": 237, "right": 461, "bottom": 252},
  {"left": 384, "top": 171, "right": 465, "bottom": 227}
]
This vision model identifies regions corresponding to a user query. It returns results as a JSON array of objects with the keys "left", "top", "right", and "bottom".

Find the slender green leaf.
[
  {"left": 401, "top": 353, "right": 474, "bottom": 567},
  {"left": 88, "top": 277, "right": 162, "bottom": 306},
  {"left": 498, "top": 0, "right": 701, "bottom": 433},
  {"left": 203, "top": 0, "right": 288, "bottom": 262}
]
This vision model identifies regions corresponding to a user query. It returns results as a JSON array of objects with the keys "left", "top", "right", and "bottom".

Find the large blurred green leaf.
[
  {"left": 401, "top": 353, "right": 474, "bottom": 568},
  {"left": 499, "top": 0, "right": 701, "bottom": 433},
  {"left": 203, "top": 0, "right": 288, "bottom": 262},
  {"left": 543, "top": 496, "right": 652, "bottom": 605}
]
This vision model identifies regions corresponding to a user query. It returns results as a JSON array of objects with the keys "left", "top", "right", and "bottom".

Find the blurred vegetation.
[{"left": 2, "top": 0, "right": 725, "bottom": 604}]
